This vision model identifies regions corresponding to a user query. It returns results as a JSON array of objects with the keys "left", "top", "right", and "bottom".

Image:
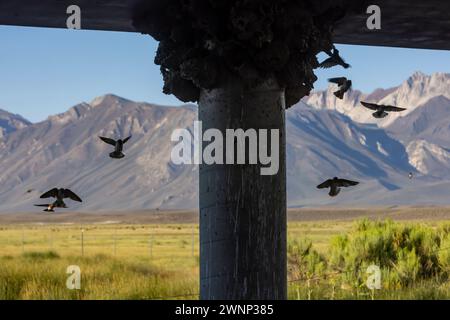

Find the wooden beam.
[{"left": 1, "top": 1, "right": 449, "bottom": 49}]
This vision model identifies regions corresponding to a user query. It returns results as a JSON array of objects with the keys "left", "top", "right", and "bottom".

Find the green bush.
[
  {"left": 328, "top": 219, "right": 444, "bottom": 287},
  {"left": 437, "top": 233, "right": 450, "bottom": 274},
  {"left": 288, "top": 219, "right": 450, "bottom": 293},
  {"left": 288, "top": 239, "right": 326, "bottom": 280}
]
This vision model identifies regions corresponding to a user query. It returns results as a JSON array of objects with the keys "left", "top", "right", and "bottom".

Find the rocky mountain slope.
[
  {"left": 304, "top": 71, "right": 450, "bottom": 127},
  {"left": 0, "top": 109, "right": 31, "bottom": 138},
  {"left": 0, "top": 95, "right": 198, "bottom": 212},
  {"left": 0, "top": 72, "right": 449, "bottom": 211}
]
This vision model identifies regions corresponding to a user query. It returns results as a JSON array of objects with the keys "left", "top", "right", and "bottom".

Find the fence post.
[
  {"left": 49, "top": 228, "right": 53, "bottom": 250},
  {"left": 22, "top": 228, "right": 25, "bottom": 254},
  {"left": 81, "top": 228, "right": 85, "bottom": 257},
  {"left": 149, "top": 233, "right": 153, "bottom": 259},
  {"left": 191, "top": 225, "right": 195, "bottom": 258},
  {"left": 114, "top": 228, "right": 117, "bottom": 257}
]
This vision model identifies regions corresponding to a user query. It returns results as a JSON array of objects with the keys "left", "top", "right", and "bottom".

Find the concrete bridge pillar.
[{"left": 199, "top": 78, "right": 287, "bottom": 300}]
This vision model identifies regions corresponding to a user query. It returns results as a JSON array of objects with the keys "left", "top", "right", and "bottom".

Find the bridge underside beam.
[{"left": 1, "top": 0, "right": 450, "bottom": 50}]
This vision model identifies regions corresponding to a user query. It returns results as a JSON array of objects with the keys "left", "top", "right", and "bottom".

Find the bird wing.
[
  {"left": 322, "top": 48, "right": 333, "bottom": 56},
  {"left": 336, "top": 179, "right": 359, "bottom": 187},
  {"left": 382, "top": 105, "right": 407, "bottom": 112},
  {"left": 63, "top": 189, "right": 82, "bottom": 202},
  {"left": 40, "top": 188, "right": 59, "bottom": 199},
  {"left": 346, "top": 80, "right": 352, "bottom": 90},
  {"left": 99, "top": 136, "right": 116, "bottom": 146},
  {"left": 338, "top": 56, "right": 350, "bottom": 68},
  {"left": 319, "top": 58, "right": 337, "bottom": 69},
  {"left": 122, "top": 135, "right": 132, "bottom": 144},
  {"left": 328, "top": 77, "right": 346, "bottom": 86},
  {"left": 317, "top": 180, "right": 332, "bottom": 189},
  {"left": 360, "top": 101, "right": 379, "bottom": 111}
]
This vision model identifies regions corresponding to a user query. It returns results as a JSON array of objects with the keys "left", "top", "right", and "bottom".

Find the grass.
[
  {"left": 0, "top": 220, "right": 448, "bottom": 299},
  {"left": 0, "top": 224, "right": 199, "bottom": 300}
]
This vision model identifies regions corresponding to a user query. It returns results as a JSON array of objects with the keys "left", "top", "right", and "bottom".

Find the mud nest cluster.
[{"left": 133, "top": 0, "right": 362, "bottom": 108}]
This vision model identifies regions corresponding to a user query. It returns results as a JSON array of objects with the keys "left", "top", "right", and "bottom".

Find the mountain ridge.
[
  {"left": 0, "top": 108, "right": 31, "bottom": 139},
  {"left": 303, "top": 71, "right": 450, "bottom": 127},
  {"left": 0, "top": 72, "right": 450, "bottom": 212}
]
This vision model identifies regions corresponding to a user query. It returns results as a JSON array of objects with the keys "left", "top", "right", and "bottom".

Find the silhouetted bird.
[
  {"left": 328, "top": 77, "right": 352, "bottom": 99},
  {"left": 319, "top": 47, "right": 350, "bottom": 69},
  {"left": 37, "top": 188, "right": 82, "bottom": 212},
  {"left": 99, "top": 136, "right": 132, "bottom": 159},
  {"left": 34, "top": 203, "right": 58, "bottom": 212},
  {"left": 317, "top": 177, "right": 359, "bottom": 197},
  {"left": 360, "top": 101, "right": 407, "bottom": 119}
]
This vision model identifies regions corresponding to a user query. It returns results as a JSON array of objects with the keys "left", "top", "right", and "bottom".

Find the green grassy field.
[{"left": 0, "top": 219, "right": 449, "bottom": 300}]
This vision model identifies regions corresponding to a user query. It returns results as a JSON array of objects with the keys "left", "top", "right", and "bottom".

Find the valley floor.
[
  {"left": 0, "top": 209, "right": 449, "bottom": 300},
  {"left": 2, "top": 206, "right": 450, "bottom": 224}
]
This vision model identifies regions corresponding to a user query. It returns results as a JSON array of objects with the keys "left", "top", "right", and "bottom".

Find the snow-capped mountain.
[
  {"left": 301, "top": 72, "right": 450, "bottom": 194},
  {"left": 304, "top": 72, "right": 450, "bottom": 127},
  {"left": 0, "top": 71, "right": 449, "bottom": 211},
  {"left": 387, "top": 95, "right": 450, "bottom": 147},
  {"left": 378, "top": 72, "right": 450, "bottom": 124},
  {"left": 406, "top": 140, "right": 450, "bottom": 177},
  {"left": 286, "top": 102, "right": 415, "bottom": 207}
]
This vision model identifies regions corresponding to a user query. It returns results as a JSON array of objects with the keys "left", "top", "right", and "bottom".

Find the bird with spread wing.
[
  {"left": 35, "top": 188, "right": 82, "bottom": 212},
  {"left": 328, "top": 77, "right": 352, "bottom": 99},
  {"left": 319, "top": 47, "right": 350, "bottom": 69},
  {"left": 317, "top": 177, "right": 359, "bottom": 197},
  {"left": 360, "top": 101, "right": 407, "bottom": 119}
]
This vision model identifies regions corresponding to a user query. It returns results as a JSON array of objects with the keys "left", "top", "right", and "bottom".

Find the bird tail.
[
  {"left": 334, "top": 90, "right": 344, "bottom": 100},
  {"left": 329, "top": 187, "right": 341, "bottom": 197},
  {"left": 343, "top": 63, "right": 351, "bottom": 69},
  {"left": 110, "top": 151, "right": 125, "bottom": 159}
]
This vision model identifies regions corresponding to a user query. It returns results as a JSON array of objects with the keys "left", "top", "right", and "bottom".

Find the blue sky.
[{"left": 0, "top": 25, "right": 449, "bottom": 122}]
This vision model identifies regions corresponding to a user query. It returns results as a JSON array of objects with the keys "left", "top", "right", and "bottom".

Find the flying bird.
[
  {"left": 99, "top": 136, "right": 132, "bottom": 159},
  {"left": 360, "top": 101, "right": 407, "bottom": 119},
  {"left": 319, "top": 47, "right": 350, "bottom": 69},
  {"left": 36, "top": 188, "right": 82, "bottom": 212},
  {"left": 317, "top": 177, "right": 359, "bottom": 197},
  {"left": 34, "top": 203, "right": 58, "bottom": 213},
  {"left": 328, "top": 77, "right": 352, "bottom": 99}
]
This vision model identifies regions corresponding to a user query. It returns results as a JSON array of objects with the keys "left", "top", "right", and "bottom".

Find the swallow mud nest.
[{"left": 133, "top": 0, "right": 364, "bottom": 108}]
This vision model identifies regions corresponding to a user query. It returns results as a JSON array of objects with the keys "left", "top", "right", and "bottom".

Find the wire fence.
[
  {"left": 0, "top": 225, "right": 200, "bottom": 260},
  {"left": 1, "top": 225, "right": 450, "bottom": 299},
  {"left": 0, "top": 224, "right": 202, "bottom": 299},
  {"left": 154, "top": 242, "right": 450, "bottom": 299}
]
